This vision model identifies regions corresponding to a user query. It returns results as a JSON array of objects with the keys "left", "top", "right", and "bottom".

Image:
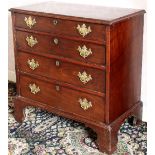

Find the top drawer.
[{"left": 15, "top": 13, "right": 106, "bottom": 43}]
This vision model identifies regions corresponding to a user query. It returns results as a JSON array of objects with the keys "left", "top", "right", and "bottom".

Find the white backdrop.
[{"left": 8, "top": 0, "right": 147, "bottom": 121}]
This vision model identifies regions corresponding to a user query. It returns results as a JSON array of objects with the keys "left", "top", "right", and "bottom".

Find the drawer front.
[
  {"left": 17, "top": 52, "right": 105, "bottom": 93},
  {"left": 20, "top": 75, "right": 105, "bottom": 122},
  {"left": 16, "top": 31, "right": 106, "bottom": 65},
  {"left": 15, "top": 13, "right": 106, "bottom": 42}
]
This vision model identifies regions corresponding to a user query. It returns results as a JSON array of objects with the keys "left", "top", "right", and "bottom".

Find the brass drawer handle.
[
  {"left": 79, "top": 98, "right": 92, "bottom": 110},
  {"left": 77, "top": 71, "right": 92, "bottom": 84},
  {"left": 27, "top": 59, "right": 39, "bottom": 70},
  {"left": 53, "top": 38, "right": 59, "bottom": 45},
  {"left": 53, "top": 19, "right": 58, "bottom": 25},
  {"left": 77, "top": 24, "right": 92, "bottom": 37},
  {"left": 29, "top": 83, "right": 40, "bottom": 94},
  {"left": 26, "top": 36, "right": 38, "bottom": 47},
  {"left": 24, "top": 16, "right": 36, "bottom": 28},
  {"left": 77, "top": 45, "right": 92, "bottom": 58}
]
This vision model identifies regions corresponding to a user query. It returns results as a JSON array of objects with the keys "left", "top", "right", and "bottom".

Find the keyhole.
[
  {"left": 55, "top": 60, "right": 60, "bottom": 67},
  {"left": 53, "top": 19, "right": 58, "bottom": 25},
  {"left": 55, "top": 85, "right": 60, "bottom": 91},
  {"left": 53, "top": 38, "right": 59, "bottom": 45}
]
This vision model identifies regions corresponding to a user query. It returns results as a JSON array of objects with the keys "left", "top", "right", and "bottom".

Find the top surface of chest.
[{"left": 10, "top": 1, "right": 145, "bottom": 25}]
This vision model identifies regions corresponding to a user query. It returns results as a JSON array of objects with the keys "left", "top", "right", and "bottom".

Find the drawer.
[
  {"left": 17, "top": 52, "right": 106, "bottom": 93},
  {"left": 20, "top": 75, "right": 105, "bottom": 122},
  {"left": 16, "top": 31, "right": 106, "bottom": 65},
  {"left": 15, "top": 13, "right": 106, "bottom": 42}
]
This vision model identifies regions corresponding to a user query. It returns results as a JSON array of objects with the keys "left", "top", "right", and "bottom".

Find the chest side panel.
[{"left": 108, "top": 15, "right": 144, "bottom": 123}]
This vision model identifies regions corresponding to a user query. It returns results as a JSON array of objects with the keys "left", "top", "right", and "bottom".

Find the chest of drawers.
[{"left": 10, "top": 2, "right": 145, "bottom": 154}]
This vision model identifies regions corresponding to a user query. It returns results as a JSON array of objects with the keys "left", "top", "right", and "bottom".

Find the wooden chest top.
[{"left": 9, "top": 1, "right": 145, "bottom": 24}]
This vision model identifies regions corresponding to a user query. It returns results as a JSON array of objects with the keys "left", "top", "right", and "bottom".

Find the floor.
[{"left": 8, "top": 82, "right": 147, "bottom": 155}]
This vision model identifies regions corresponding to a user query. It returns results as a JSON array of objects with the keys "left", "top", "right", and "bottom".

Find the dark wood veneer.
[
  {"left": 10, "top": 2, "right": 145, "bottom": 25},
  {"left": 108, "top": 15, "right": 144, "bottom": 123},
  {"left": 17, "top": 51, "right": 106, "bottom": 93},
  {"left": 15, "top": 13, "right": 106, "bottom": 43},
  {"left": 16, "top": 30, "right": 106, "bottom": 65},
  {"left": 10, "top": 3, "right": 145, "bottom": 154},
  {"left": 17, "top": 49, "right": 106, "bottom": 70},
  {"left": 20, "top": 74, "right": 105, "bottom": 122},
  {"left": 15, "top": 27, "right": 106, "bottom": 45}
]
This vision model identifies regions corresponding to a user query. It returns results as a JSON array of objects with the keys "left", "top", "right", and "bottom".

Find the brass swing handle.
[
  {"left": 29, "top": 83, "right": 40, "bottom": 94},
  {"left": 77, "top": 71, "right": 92, "bottom": 84},
  {"left": 77, "top": 45, "right": 92, "bottom": 59},
  {"left": 24, "top": 16, "right": 36, "bottom": 28},
  {"left": 79, "top": 98, "right": 92, "bottom": 110},
  {"left": 26, "top": 35, "right": 38, "bottom": 47},
  {"left": 27, "top": 59, "right": 39, "bottom": 70},
  {"left": 77, "top": 24, "right": 92, "bottom": 37}
]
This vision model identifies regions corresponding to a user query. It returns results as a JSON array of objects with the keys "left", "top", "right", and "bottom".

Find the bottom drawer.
[{"left": 20, "top": 75, "right": 105, "bottom": 122}]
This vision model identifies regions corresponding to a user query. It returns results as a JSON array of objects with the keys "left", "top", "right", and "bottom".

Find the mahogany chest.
[{"left": 10, "top": 2, "right": 145, "bottom": 154}]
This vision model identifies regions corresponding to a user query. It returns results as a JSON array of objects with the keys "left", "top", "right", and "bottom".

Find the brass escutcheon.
[
  {"left": 53, "top": 38, "right": 59, "bottom": 45},
  {"left": 53, "top": 19, "right": 58, "bottom": 25}
]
